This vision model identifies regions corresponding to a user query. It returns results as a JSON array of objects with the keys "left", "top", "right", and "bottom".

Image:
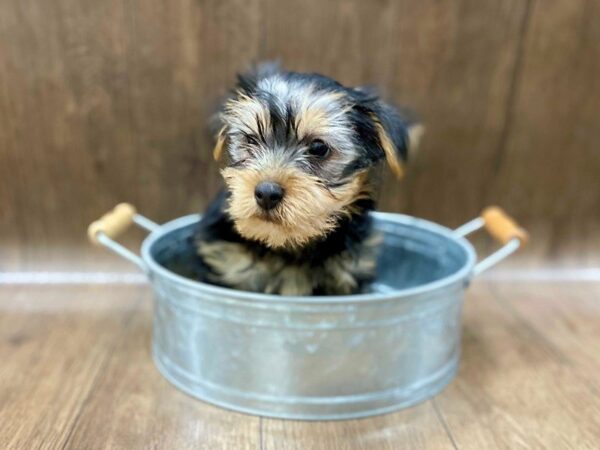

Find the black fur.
[
  {"left": 195, "top": 63, "right": 417, "bottom": 295},
  {"left": 233, "top": 63, "right": 411, "bottom": 169},
  {"left": 194, "top": 189, "right": 377, "bottom": 295},
  {"left": 196, "top": 190, "right": 374, "bottom": 268}
]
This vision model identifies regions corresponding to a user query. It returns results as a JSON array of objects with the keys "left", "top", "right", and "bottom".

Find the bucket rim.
[{"left": 140, "top": 212, "right": 477, "bottom": 304}]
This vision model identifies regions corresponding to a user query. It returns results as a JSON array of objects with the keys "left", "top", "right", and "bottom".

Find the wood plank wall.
[{"left": 1, "top": 0, "right": 599, "bottom": 269}]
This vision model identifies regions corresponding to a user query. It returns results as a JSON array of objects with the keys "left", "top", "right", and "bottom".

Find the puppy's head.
[{"left": 215, "top": 63, "right": 419, "bottom": 249}]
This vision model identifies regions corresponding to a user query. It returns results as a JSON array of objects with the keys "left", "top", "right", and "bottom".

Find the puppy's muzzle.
[{"left": 254, "top": 181, "right": 284, "bottom": 210}]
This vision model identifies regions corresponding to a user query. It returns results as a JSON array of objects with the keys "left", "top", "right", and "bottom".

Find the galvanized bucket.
[{"left": 88, "top": 204, "right": 527, "bottom": 420}]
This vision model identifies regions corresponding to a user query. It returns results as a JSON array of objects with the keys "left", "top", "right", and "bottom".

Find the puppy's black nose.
[{"left": 254, "top": 181, "right": 284, "bottom": 210}]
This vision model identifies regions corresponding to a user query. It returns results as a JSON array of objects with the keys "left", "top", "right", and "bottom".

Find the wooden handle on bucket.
[
  {"left": 88, "top": 203, "right": 136, "bottom": 245},
  {"left": 481, "top": 206, "right": 528, "bottom": 246}
]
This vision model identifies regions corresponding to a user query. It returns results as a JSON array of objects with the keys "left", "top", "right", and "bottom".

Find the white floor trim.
[
  {"left": 0, "top": 272, "right": 147, "bottom": 285},
  {"left": 0, "top": 269, "right": 599, "bottom": 285},
  {"left": 480, "top": 268, "right": 600, "bottom": 282}
]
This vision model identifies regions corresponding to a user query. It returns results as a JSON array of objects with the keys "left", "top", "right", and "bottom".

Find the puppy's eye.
[
  {"left": 243, "top": 134, "right": 259, "bottom": 146},
  {"left": 307, "top": 139, "right": 330, "bottom": 158}
]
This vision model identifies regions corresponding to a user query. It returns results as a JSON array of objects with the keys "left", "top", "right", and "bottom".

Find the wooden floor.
[{"left": 1, "top": 280, "right": 599, "bottom": 450}]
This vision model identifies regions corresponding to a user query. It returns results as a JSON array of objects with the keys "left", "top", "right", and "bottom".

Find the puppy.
[{"left": 194, "top": 63, "right": 422, "bottom": 296}]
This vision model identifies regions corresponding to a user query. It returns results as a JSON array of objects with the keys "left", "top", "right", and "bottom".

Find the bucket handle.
[
  {"left": 87, "top": 203, "right": 159, "bottom": 272},
  {"left": 89, "top": 203, "right": 527, "bottom": 277},
  {"left": 454, "top": 206, "right": 528, "bottom": 276}
]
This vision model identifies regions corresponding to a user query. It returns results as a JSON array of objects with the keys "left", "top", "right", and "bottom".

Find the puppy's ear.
[
  {"left": 353, "top": 88, "right": 423, "bottom": 178},
  {"left": 212, "top": 127, "right": 226, "bottom": 161},
  {"left": 371, "top": 101, "right": 424, "bottom": 179}
]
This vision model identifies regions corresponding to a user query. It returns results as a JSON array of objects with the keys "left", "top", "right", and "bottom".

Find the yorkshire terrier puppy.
[{"left": 194, "top": 63, "right": 422, "bottom": 296}]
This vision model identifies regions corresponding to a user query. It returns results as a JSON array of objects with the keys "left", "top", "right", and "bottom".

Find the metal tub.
[{"left": 88, "top": 205, "right": 526, "bottom": 420}]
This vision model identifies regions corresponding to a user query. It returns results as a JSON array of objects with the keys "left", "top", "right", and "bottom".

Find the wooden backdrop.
[{"left": 1, "top": 0, "right": 599, "bottom": 270}]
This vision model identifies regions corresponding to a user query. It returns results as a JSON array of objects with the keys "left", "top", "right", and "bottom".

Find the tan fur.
[
  {"left": 223, "top": 93, "right": 271, "bottom": 136},
  {"left": 222, "top": 157, "right": 369, "bottom": 248},
  {"left": 197, "top": 241, "right": 284, "bottom": 292},
  {"left": 203, "top": 71, "right": 410, "bottom": 295},
  {"left": 269, "top": 266, "right": 313, "bottom": 296},
  {"left": 212, "top": 128, "right": 227, "bottom": 161},
  {"left": 371, "top": 114, "right": 405, "bottom": 179},
  {"left": 220, "top": 86, "right": 356, "bottom": 165},
  {"left": 197, "top": 231, "right": 382, "bottom": 296},
  {"left": 295, "top": 106, "right": 329, "bottom": 138},
  {"left": 295, "top": 91, "right": 348, "bottom": 138}
]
